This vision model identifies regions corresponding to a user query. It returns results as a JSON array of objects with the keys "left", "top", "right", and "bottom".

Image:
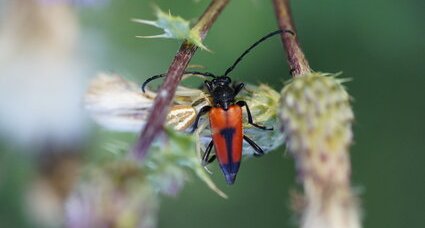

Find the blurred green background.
[{"left": 1, "top": 0, "right": 425, "bottom": 227}]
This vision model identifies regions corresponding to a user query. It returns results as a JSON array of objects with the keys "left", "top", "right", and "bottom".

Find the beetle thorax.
[
  {"left": 212, "top": 86, "right": 235, "bottom": 109},
  {"left": 208, "top": 76, "right": 235, "bottom": 110}
]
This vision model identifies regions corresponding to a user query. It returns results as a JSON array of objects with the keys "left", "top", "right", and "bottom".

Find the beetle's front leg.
[
  {"left": 233, "top": 82, "right": 245, "bottom": 96},
  {"left": 236, "top": 101, "right": 273, "bottom": 131},
  {"left": 189, "top": 105, "right": 211, "bottom": 133}
]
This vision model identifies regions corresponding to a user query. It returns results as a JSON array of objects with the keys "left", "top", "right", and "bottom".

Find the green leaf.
[
  {"left": 132, "top": 7, "right": 209, "bottom": 51},
  {"left": 162, "top": 128, "right": 227, "bottom": 198}
]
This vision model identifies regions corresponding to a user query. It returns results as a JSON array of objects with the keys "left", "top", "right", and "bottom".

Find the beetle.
[{"left": 142, "top": 29, "right": 294, "bottom": 184}]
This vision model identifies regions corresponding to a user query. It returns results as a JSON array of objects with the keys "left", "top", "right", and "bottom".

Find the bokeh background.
[{"left": 1, "top": 0, "right": 424, "bottom": 227}]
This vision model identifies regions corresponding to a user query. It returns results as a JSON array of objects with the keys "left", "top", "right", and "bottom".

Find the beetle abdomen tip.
[
  {"left": 225, "top": 173, "right": 237, "bottom": 185},
  {"left": 220, "top": 162, "right": 240, "bottom": 185}
]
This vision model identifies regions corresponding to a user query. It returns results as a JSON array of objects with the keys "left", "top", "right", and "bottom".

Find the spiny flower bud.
[
  {"left": 66, "top": 161, "right": 159, "bottom": 228},
  {"left": 279, "top": 72, "right": 360, "bottom": 228},
  {"left": 280, "top": 73, "right": 353, "bottom": 157},
  {"left": 132, "top": 6, "right": 209, "bottom": 51},
  {"left": 238, "top": 84, "right": 285, "bottom": 156}
]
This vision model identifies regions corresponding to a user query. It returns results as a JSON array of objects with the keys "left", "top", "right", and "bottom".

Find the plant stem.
[
  {"left": 272, "top": 0, "right": 311, "bottom": 77},
  {"left": 132, "top": 0, "right": 229, "bottom": 160}
]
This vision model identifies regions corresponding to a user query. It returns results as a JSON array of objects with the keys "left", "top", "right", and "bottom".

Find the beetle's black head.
[{"left": 205, "top": 76, "right": 235, "bottom": 110}]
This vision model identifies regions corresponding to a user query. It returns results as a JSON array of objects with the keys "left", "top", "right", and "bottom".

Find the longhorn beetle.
[{"left": 142, "top": 29, "right": 294, "bottom": 184}]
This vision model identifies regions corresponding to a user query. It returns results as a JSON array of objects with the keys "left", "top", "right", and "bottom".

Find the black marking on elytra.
[{"left": 220, "top": 127, "right": 235, "bottom": 165}]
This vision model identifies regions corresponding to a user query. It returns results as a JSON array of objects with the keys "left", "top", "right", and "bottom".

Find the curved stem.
[
  {"left": 132, "top": 0, "right": 229, "bottom": 160},
  {"left": 272, "top": 0, "right": 311, "bottom": 77}
]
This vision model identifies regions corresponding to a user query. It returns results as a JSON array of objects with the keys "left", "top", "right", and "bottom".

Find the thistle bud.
[
  {"left": 132, "top": 6, "right": 209, "bottom": 51},
  {"left": 279, "top": 72, "right": 360, "bottom": 228}
]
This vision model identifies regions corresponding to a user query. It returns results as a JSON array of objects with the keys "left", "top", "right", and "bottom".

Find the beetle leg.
[
  {"left": 243, "top": 135, "right": 264, "bottom": 157},
  {"left": 190, "top": 105, "right": 212, "bottom": 133},
  {"left": 234, "top": 82, "right": 245, "bottom": 96},
  {"left": 202, "top": 140, "right": 216, "bottom": 166},
  {"left": 204, "top": 80, "right": 213, "bottom": 92},
  {"left": 236, "top": 101, "right": 273, "bottom": 131}
]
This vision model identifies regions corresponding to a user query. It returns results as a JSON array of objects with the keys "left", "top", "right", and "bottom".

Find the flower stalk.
[
  {"left": 132, "top": 0, "right": 229, "bottom": 160},
  {"left": 273, "top": 0, "right": 311, "bottom": 77}
]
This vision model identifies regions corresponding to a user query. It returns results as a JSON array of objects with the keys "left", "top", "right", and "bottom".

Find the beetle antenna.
[
  {"left": 141, "top": 71, "right": 216, "bottom": 93},
  {"left": 141, "top": 73, "right": 166, "bottom": 93},
  {"left": 223, "top": 29, "right": 295, "bottom": 77},
  {"left": 186, "top": 71, "right": 217, "bottom": 79}
]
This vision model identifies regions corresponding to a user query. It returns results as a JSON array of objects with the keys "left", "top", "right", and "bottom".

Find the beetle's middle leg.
[
  {"left": 202, "top": 140, "right": 216, "bottom": 166},
  {"left": 190, "top": 105, "right": 211, "bottom": 133}
]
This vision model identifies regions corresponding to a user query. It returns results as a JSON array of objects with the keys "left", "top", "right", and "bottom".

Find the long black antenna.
[
  {"left": 223, "top": 29, "right": 294, "bottom": 77},
  {"left": 141, "top": 71, "right": 216, "bottom": 92}
]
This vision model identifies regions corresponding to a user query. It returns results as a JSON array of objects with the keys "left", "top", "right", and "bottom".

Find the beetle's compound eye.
[{"left": 224, "top": 77, "right": 231, "bottom": 83}]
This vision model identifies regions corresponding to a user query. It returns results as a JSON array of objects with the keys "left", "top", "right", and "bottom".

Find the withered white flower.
[
  {"left": 85, "top": 74, "right": 155, "bottom": 132},
  {"left": 85, "top": 73, "right": 210, "bottom": 132}
]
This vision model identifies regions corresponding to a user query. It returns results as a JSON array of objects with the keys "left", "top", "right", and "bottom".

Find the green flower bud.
[{"left": 280, "top": 73, "right": 353, "bottom": 158}]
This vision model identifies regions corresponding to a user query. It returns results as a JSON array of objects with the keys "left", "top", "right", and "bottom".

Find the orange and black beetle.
[{"left": 142, "top": 29, "right": 294, "bottom": 184}]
